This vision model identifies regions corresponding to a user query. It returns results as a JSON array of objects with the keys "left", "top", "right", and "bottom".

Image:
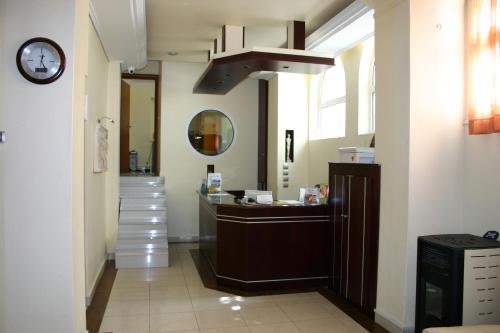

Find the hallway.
[{"left": 99, "top": 243, "right": 368, "bottom": 333}]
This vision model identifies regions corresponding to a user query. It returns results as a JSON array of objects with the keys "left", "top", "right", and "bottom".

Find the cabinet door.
[
  {"left": 329, "top": 163, "right": 380, "bottom": 315},
  {"left": 330, "top": 173, "right": 349, "bottom": 295},
  {"left": 346, "top": 174, "right": 368, "bottom": 308}
]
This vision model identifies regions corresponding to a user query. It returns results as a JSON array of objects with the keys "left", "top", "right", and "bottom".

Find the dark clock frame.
[{"left": 16, "top": 37, "right": 66, "bottom": 85}]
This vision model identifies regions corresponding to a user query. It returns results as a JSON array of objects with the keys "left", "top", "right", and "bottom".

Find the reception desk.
[{"left": 198, "top": 191, "right": 331, "bottom": 290}]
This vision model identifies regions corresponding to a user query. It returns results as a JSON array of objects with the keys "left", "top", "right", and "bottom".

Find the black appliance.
[{"left": 415, "top": 234, "right": 500, "bottom": 333}]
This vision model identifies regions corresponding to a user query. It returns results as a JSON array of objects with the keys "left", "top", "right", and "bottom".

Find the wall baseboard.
[
  {"left": 85, "top": 259, "right": 107, "bottom": 307},
  {"left": 168, "top": 236, "right": 199, "bottom": 243},
  {"left": 375, "top": 309, "right": 414, "bottom": 333}
]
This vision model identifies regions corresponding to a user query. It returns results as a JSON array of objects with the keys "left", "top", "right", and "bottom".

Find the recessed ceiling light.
[{"left": 167, "top": 51, "right": 178, "bottom": 56}]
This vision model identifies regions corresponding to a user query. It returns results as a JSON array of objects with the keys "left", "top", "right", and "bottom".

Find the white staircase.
[{"left": 116, "top": 176, "right": 169, "bottom": 269}]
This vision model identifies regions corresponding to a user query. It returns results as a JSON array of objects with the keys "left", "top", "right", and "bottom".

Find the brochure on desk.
[{"left": 207, "top": 173, "right": 222, "bottom": 194}]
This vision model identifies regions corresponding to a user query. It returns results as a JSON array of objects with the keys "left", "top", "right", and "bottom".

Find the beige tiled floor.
[{"left": 100, "top": 243, "right": 368, "bottom": 333}]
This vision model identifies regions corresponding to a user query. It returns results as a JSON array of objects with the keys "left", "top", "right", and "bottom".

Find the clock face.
[{"left": 16, "top": 38, "right": 65, "bottom": 84}]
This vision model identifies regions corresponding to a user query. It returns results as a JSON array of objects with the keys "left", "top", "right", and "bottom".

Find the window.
[
  {"left": 316, "top": 58, "right": 346, "bottom": 139},
  {"left": 466, "top": 0, "right": 500, "bottom": 134},
  {"left": 369, "top": 61, "right": 376, "bottom": 132},
  {"left": 358, "top": 37, "right": 375, "bottom": 134}
]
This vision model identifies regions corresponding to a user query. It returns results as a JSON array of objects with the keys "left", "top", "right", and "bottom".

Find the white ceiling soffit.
[
  {"left": 146, "top": 0, "right": 354, "bottom": 63},
  {"left": 306, "top": 0, "right": 373, "bottom": 55},
  {"left": 90, "top": 0, "right": 147, "bottom": 71}
]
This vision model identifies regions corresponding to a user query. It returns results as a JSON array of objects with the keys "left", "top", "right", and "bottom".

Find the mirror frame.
[{"left": 185, "top": 108, "right": 236, "bottom": 157}]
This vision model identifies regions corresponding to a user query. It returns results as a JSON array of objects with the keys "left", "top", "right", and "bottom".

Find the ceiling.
[{"left": 146, "top": 0, "right": 355, "bottom": 63}]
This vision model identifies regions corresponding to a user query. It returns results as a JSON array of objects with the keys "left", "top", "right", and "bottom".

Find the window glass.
[
  {"left": 321, "top": 61, "right": 346, "bottom": 104},
  {"left": 369, "top": 61, "right": 376, "bottom": 132},
  {"left": 358, "top": 37, "right": 375, "bottom": 134},
  {"left": 313, "top": 57, "right": 346, "bottom": 139}
]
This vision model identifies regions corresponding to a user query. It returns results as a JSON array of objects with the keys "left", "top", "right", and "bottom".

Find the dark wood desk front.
[{"left": 198, "top": 192, "right": 331, "bottom": 290}]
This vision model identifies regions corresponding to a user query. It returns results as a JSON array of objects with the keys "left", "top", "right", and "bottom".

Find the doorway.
[{"left": 120, "top": 74, "right": 160, "bottom": 175}]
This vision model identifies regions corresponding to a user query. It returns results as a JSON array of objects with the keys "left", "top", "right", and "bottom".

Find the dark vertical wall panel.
[{"left": 258, "top": 80, "right": 268, "bottom": 190}]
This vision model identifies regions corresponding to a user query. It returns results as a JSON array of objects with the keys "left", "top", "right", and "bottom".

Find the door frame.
[{"left": 121, "top": 73, "right": 161, "bottom": 175}]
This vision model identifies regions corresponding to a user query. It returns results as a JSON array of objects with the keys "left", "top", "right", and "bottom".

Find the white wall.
[
  {"left": 84, "top": 20, "right": 110, "bottom": 302},
  {"left": 71, "top": 0, "right": 89, "bottom": 329},
  {"left": 1, "top": 0, "right": 87, "bottom": 332},
  {"left": 372, "top": 0, "right": 411, "bottom": 331},
  {"left": 308, "top": 42, "right": 373, "bottom": 186},
  {"left": 0, "top": 0, "right": 5, "bottom": 330},
  {"left": 405, "top": 0, "right": 465, "bottom": 327},
  {"left": 373, "top": 0, "right": 466, "bottom": 332},
  {"left": 105, "top": 61, "right": 121, "bottom": 255},
  {"left": 128, "top": 79, "right": 155, "bottom": 167},
  {"left": 463, "top": 132, "right": 500, "bottom": 234},
  {"left": 267, "top": 73, "right": 311, "bottom": 200},
  {"left": 161, "top": 62, "right": 258, "bottom": 240}
]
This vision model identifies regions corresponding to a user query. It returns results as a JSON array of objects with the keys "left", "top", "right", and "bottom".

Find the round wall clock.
[{"left": 16, "top": 37, "right": 66, "bottom": 84}]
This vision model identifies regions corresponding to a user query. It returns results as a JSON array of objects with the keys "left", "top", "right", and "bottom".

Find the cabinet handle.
[{"left": 341, "top": 214, "right": 349, "bottom": 219}]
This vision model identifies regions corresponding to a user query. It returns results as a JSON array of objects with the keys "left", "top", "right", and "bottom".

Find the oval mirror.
[{"left": 187, "top": 110, "right": 234, "bottom": 156}]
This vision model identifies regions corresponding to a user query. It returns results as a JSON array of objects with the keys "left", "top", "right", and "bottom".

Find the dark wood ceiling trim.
[
  {"left": 193, "top": 51, "right": 334, "bottom": 95},
  {"left": 293, "top": 21, "right": 305, "bottom": 50},
  {"left": 222, "top": 25, "right": 226, "bottom": 52}
]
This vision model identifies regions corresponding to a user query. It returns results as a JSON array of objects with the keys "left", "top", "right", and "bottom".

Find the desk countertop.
[{"left": 197, "top": 190, "right": 327, "bottom": 209}]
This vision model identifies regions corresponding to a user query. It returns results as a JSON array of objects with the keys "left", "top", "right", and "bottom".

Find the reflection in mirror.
[{"left": 188, "top": 110, "right": 234, "bottom": 156}]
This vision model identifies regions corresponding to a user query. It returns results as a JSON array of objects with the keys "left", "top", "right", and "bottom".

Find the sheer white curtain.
[{"left": 466, "top": 0, "right": 500, "bottom": 134}]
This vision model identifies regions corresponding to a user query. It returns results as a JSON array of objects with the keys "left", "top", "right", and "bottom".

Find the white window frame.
[{"left": 368, "top": 61, "right": 376, "bottom": 133}]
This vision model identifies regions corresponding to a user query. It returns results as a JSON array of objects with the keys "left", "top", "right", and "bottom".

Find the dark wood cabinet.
[{"left": 328, "top": 163, "right": 380, "bottom": 316}]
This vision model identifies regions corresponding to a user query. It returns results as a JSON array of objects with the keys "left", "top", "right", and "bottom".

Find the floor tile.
[
  {"left": 279, "top": 301, "right": 334, "bottom": 321},
  {"left": 151, "top": 276, "right": 188, "bottom": 288},
  {"left": 240, "top": 306, "right": 289, "bottom": 326},
  {"left": 200, "top": 327, "right": 251, "bottom": 333},
  {"left": 109, "top": 286, "right": 149, "bottom": 301},
  {"left": 150, "top": 312, "right": 199, "bottom": 332},
  {"left": 294, "top": 317, "right": 351, "bottom": 333},
  {"left": 195, "top": 309, "right": 244, "bottom": 329},
  {"left": 188, "top": 286, "right": 235, "bottom": 298},
  {"left": 99, "top": 314, "right": 149, "bottom": 333},
  {"left": 112, "top": 279, "right": 150, "bottom": 289},
  {"left": 99, "top": 243, "right": 373, "bottom": 333},
  {"left": 150, "top": 297, "right": 194, "bottom": 315},
  {"left": 103, "top": 299, "right": 149, "bottom": 317},
  {"left": 236, "top": 296, "right": 276, "bottom": 309},
  {"left": 150, "top": 285, "right": 191, "bottom": 299},
  {"left": 271, "top": 292, "right": 323, "bottom": 305},
  {"left": 191, "top": 296, "right": 237, "bottom": 311},
  {"left": 248, "top": 322, "right": 301, "bottom": 333}
]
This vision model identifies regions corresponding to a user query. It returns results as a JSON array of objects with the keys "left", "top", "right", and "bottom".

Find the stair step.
[
  {"left": 120, "top": 176, "right": 164, "bottom": 184},
  {"left": 120, "top": 191, "right": 165, "bottom": 199},
  {"left": 120, "top": 181, "right": 164, "bottom": 188},
  {"left": 120, "top": 198, "right": 166, "bottom": 211},
  {"left": 116, "top": 238, "right": 168, "bottom": 250},
  {"left": 121, "top": 197, "right": 166, "bottom": 205},
  {"left": 116, "top": 250, "right": 169, "bottom": 269},
  {"left": 118, "top": 176, "right": 169, "bottom": 269},
  {"left": 119, "top": 211, "right": 166, "bottom": 224},
  {"left": 119, "top": 223, "right": 167, "bottom": 232},
  {"left": 118, "top": 226, "right": 167, "bottom": 239},
  {"left": 119, "top": 218, "right": 167, "bottom": 226}
]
